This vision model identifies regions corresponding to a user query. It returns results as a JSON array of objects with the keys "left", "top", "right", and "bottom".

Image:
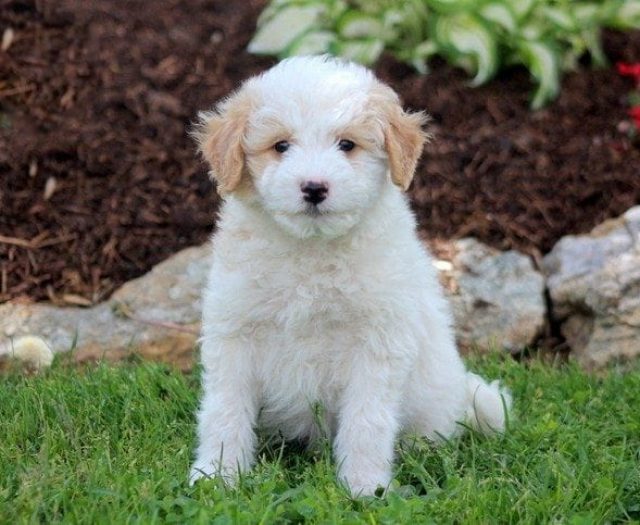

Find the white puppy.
[{"left": 190, "top": 55, "right": 511, "bottom": 496}]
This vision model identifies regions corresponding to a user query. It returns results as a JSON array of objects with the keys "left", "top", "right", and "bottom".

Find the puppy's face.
[{"left": 196, "top": 56, "right": 428, "bottom": 239}]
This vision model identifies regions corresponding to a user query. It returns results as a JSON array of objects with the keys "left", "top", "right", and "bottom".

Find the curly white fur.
[{"left": 190, "top": 56, "right": 511, "bottom": 496}]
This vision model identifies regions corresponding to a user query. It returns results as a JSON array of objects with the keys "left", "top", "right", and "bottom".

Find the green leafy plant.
[{"left": 248, "top": 0, "right": 640, "bottom": 109}]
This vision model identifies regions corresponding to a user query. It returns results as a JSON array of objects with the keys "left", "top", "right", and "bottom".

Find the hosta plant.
[{"left": 248, "top": 0, "right": 640, "bottom": 109}]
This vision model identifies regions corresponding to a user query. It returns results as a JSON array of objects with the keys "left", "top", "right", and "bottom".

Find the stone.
[
  {"left": 0, "top": 244, "right": 211, "bottom": 371},
  {"left": 110, "top": 244, "right": 211, "bottom": 324},
  {"left": 435, "top": 238, "right": 546, "bottom": 353},
  {"left": 1, "top": 236, "right": 547, "bottom": 370},
  {"left": 543, "top": 206, "right": 640, "bottom": 369}
]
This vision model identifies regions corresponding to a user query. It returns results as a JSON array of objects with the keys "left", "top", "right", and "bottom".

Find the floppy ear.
[
  {"left": 193, "top": 89, "right": 252, "bottom": 194},
  {"left": 384, "top": 105, "right": 429, "bottom": 191}
]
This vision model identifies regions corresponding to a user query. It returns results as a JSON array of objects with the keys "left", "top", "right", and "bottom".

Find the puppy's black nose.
[{"left": 301, "top": 181, "right": 328, "bottom": 205}]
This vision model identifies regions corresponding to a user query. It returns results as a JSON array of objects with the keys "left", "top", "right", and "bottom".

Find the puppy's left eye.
[
  {"left": 274, "top": 140, "right": 290, "bottom": 153},
  {"left": 338, "top": 139, "right": 355, "bottom": 152}
]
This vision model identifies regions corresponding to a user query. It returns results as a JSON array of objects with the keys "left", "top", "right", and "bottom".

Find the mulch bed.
[{"left": 1, "top": 0, "right": 640, "bottom": 304}]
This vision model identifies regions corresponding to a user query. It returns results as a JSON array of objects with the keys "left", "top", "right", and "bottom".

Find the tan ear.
[
  {"left": 384, "top": 106, "right": 429, "bottom": 191},
  {"left": 193, "top": 89, "right": 252, "bottom": 194}
]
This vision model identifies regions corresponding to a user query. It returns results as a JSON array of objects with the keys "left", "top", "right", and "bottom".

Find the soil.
[{"left": 1, "top": 0, "right": 640, "bottom": 304}]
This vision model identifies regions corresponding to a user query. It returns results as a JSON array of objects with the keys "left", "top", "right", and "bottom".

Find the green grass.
[{"left": 1, "top": 354, "right": 639, "bottom": 524}]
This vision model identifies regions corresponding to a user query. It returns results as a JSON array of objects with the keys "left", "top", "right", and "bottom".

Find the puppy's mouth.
[
  {"left": 270, "top": 202, "right": 358, "bottom": 239},
  {"left": 303, "top": 204, "right": 330, "bottom": 217}
]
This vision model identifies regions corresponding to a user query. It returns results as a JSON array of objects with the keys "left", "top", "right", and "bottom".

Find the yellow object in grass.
[{"left": 7, "top": 335, "right": 53, "bottom": 370}]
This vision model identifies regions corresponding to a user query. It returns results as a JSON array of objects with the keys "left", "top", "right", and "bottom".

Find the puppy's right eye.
[{"left": 274, "top": 140, "right": 290, "bottom": 153}]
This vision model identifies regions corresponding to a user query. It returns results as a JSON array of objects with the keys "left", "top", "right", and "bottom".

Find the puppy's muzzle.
[{"left": 301, "top": 181, "right": 329, "bottom": 205}]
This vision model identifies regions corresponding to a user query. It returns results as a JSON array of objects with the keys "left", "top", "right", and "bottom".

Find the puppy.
[{"left": 190, "top": 55, "right": 511, "bottom": 496}]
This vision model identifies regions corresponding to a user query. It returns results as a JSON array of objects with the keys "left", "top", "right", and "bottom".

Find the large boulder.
[
  {"left": 435, "top": 238, "right": 546, "bottom": 353},
  {"left": 1, "top": 237, "right": 547, "bottom": 369},
  {"left": 543, "top": 206, "right": 640, "bottom": 369},
  {"left": 0, "top": 245, "right": 210, "bottom": 370}
]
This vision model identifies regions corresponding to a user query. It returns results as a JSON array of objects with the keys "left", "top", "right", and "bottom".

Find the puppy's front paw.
[
  {"left": 339, "top": 466, "right": 391, "bottom": 497},
  {"left": 189, "top": 463, "right": 216, "bottom": 486},
  {"left": 188, "top": 459, "right": 240, "bottom": 487}
]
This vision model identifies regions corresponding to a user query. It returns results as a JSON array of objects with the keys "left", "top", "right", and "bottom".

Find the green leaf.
[
  {"left": 503, "top": 0, "right": 537, "bottom": 21},
  {"left": 409, "top": 40, "right": 439, "bottom": 73},
  {"left": 255, "top": 0, "right": 308, "bottom": 27},
  {"left": 248, "top": 4, "right": 327, "bottom": 55},
  {"left": 427, "top": 0, "right": 475, "bottom": 15},
  {"left": 386, "top": 2, "right": 431, "bottom": 45},
  {"left": 287, "top": 30, "right": 337, "bottom": 55},
  {"left": 581, "top": 27, "right": 607, "bottom": 67},
  {"left": 519, "top": 21, "right": 547, "bottom": 42},
  {"left": 478, "top": 2, "right": 518, "bottom": 33},
  {"left": 572, "top": 3, "right": 601, "bottom": 25},
  {"left": 331, "top": 38, "right": 385, "bottom": 64},
  {"left": 542, "top": 6, "right": 577, "bottom": 31},
  {"left": 517, "top": 40, "right": 561, "bottom": 110},
  {"left": 434, "top": 13, "right": 499, "bottom": 86},
  {"left": 604, "top": 0, "right": 640, "bottom": 29},
  {"left": 337, "top": 12, "right": 386, "bottom": 39}
]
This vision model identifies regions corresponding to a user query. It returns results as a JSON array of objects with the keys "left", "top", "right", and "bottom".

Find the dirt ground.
[{"left": 1, "top": 0, "right": 640, "bottom": 304}]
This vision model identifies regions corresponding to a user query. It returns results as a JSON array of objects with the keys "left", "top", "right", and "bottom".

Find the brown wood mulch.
[{"left": 1, "top": 0, "right": 639, "bottom": 305}]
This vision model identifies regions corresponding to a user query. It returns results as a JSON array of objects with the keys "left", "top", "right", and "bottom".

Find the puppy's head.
[{"left": 195, "top": 55, "right": 428, "bottom": 239}]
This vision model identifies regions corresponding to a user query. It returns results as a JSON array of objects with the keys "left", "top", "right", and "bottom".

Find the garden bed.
[{"left": 1, "top": 0, "right": 640, "bottom": 304}]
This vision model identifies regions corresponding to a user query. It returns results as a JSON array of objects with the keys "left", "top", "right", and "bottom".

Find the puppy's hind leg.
[
  {"left": 403, "top": 319, "right": 471, "bottom": 441},
  {"left": 404, "top": 319, "right": 512, "bottom": 440}
]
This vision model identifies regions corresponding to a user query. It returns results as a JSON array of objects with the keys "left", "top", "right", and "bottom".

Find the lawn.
[{"left": 1, "top": 354, "right": 639, "bottom": 524}]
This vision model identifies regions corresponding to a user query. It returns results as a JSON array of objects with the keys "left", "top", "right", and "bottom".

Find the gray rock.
[
  {"left": 435, "top": 238, "right": 546, "bottom": 353},
  {"left": 110, "top": 244, "right": 211, "bottom": 324},
  {"left": 1, "top": 236, "right": 547, "bottom": 369},
  {"left": 0, "top": 244, "right": 211, "bottom": 370},
  {"left": 543, "top": 206, "right": 640, "bottom": 369}
]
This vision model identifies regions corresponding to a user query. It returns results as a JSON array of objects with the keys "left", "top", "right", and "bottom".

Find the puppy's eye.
[
  {"left": 274, "top": 140, "right": 290, "bottom": 153},
  {"left": 338, "top": 139, "right": 355, "bottom": 152}
]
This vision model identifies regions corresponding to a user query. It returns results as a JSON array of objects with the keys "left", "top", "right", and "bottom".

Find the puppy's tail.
[{"left": 465, "top": 372, "right": 512, "bottom": 435}]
